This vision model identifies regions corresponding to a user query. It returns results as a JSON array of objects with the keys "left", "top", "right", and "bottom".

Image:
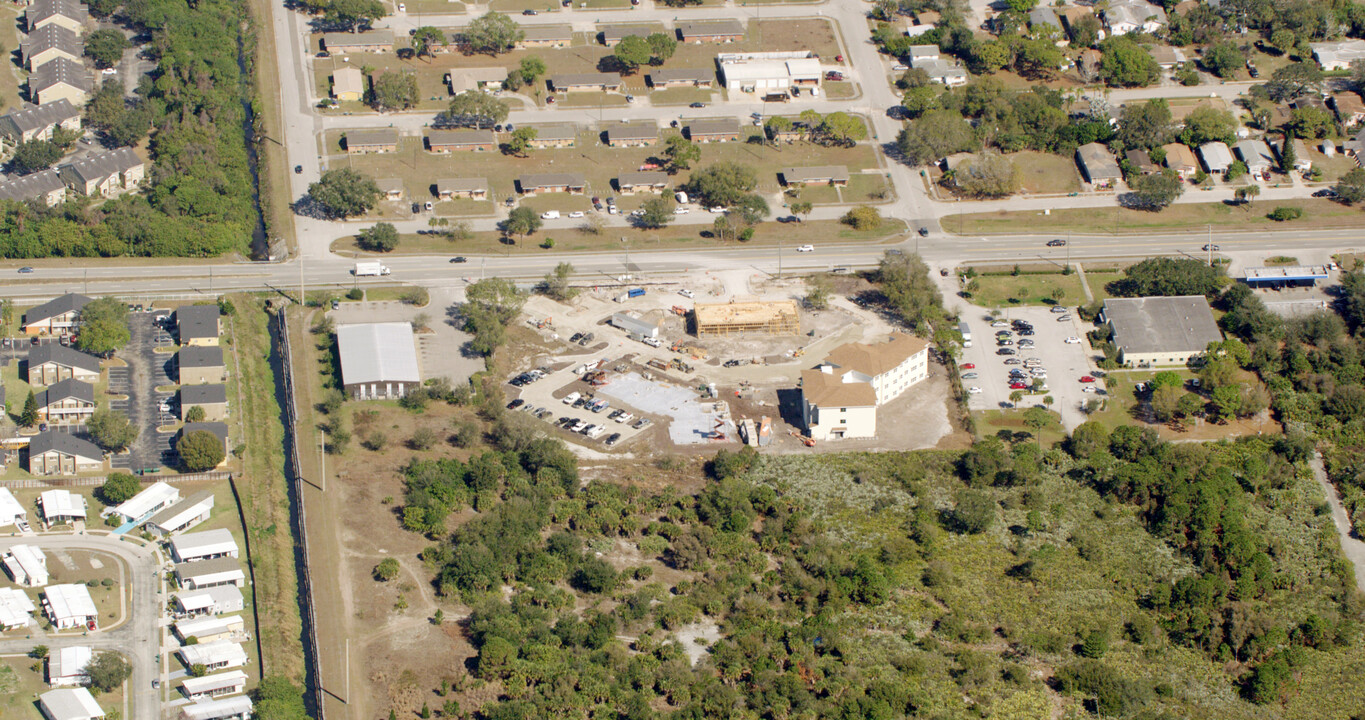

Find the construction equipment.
[
  {"left": 583, "top": 370, "right": 609, "bottom": 386},
  {"left": 671, "top": 305, "right": 688, "bottom": 316},
  {"left": 669, "top": 358, "right": 693, "bottom": 373},
  {"left": 788, "top": 430, "right": 815, "bottom": 447},
  {"left": 647, "top": 359, "right": 669, "bottom": 371}
]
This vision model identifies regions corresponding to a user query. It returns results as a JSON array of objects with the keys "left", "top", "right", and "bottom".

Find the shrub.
[
  {"left": 840, "top": 205, "right": 882, "bottom": 230},
  {"left": 374, "top": 558, "right": 401, "bottom": 581},
  {"left": 346, "top": 288, "right": 363, "bottom": 300},
  {"left": 1267, "top": 206, "right": 1303, "bottom": 221}
]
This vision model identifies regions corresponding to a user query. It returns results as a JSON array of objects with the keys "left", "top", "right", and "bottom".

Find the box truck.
[{"left": 354, "top": 261, "right": 391, "bottom": 276}]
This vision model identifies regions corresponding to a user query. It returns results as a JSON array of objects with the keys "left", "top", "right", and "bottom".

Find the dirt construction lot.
[{"left": 960, "top": 304, "right": 1102, "bottom": 430}]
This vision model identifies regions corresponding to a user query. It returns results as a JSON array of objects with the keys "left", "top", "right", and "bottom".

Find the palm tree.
[
  {"left": 1009, "top": 390, "right": 1024, "bottom": 406},
  {"left": 1043, "top": 395, "right": 1054, "bottom": 409}
]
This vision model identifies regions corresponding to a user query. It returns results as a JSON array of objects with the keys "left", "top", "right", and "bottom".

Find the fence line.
[
  {"left": 0, "top": 470, "right": 231, "bottom": 489},
  {"left": 276, "top": 309, "right": 326, "bottom": 719}
]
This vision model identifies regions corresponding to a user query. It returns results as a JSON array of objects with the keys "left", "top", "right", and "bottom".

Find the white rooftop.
[
  {"left": 171, "top": 529, "right": 238, "bottom": 557},
  {"left": 112, "top": 480, "right": 179, "bottom": 521},
  {"left": 5, "top": 544, "right": 48, "bottom": 584},
  {"left": 718, "top": 57, "right": 821, "bottom": 82},
  {"left": 0, "top": 586, "right": 36, "bottom": 627},
  {"left": 44, "top": 583, "right": 97, "bottom": 622},
  {"left": 178, "top": 640, "right": 248, "bottom": 668},
  {"left": 181, "top": 670, "right": 248, "bottom": 696},
  {"left": 0, "top": 487, "right": 25, "bottom": 524},
  {"left": 40, "top": 489, "right": 87, "bottom": 519},
  {"left": 336, "top": 323, "right": 421, "bottom": 386},
  {"left": 175, "top": 585, "right": 243, "bottom": 613},
  {"left": 181, "top": 695, "right": 254, "bottom": 720},
  {"left": 176, "top": 614, "right": 243, "bottom": 639},
  {"left": 39, "top": 687, "right": 103, "bottom": 720},
  {"left": 50, "top": 645, "right": 93, "bottom": 681}
]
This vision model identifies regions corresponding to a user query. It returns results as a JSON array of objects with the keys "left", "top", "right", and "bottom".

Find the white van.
[
  {"left": 675, "top": 191, "right": 688, "bottom": 204},
  {"left": 541, "top": 210, "right": 561, "bottom": 219},
  {"left": 562, "top": 392, "right": 581, "bottom": 405}
]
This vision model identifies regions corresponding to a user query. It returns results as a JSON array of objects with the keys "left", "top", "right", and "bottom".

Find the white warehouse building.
[
  {"left": 801, "top": 333, "right": 931, "bottom": 441},
  {"left": 716, "top": 51, "right": 821, "bottom": 91}
]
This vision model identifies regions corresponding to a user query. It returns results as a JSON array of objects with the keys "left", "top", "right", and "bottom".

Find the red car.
[
  {"left": 1009, "top": 382, "right": 1028, "bottom": 389},
  {"left": 1080, "top": 376, "right": 1096, "bottom": 383},
  {"left": 961, "top": 363, "right": 975, "bottom": 369}
]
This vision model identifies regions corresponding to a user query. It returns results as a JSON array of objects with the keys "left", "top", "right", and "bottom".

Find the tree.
[
  {"left": 1127, "top": 171, "right": 1184, "bottom": 210},
  {"left": 85, "top": 28, "right": 129, "bottom": 69},
  {"left": 309, "top": 168, "right": 380, "bottom": 219},
  {"left": 684, "top": 162, "right": 758, "bottom": 206},
  {"left": 878, "top": 252, "right": 944, "bottom": 332},
  {"left": 541, "top": 262, "right": 576, "bottom": 301},
  {"left": 813, "top": 112, "right": 867, "bottom": 146},
  {"left": 502, "top": 206, "right": 542, "bottom": 238},
  {"left": 1286, "top": 106, "right": 1334, "bottom": 139},
  {"left": 1270, "top": 29, "right": 1296, "bottom": 55},
  {"left": 973, "top": 41, "right": 1012, "bottom": 73},
  {"left": 764, "top": 116, "right": 793, "bottom": 142},
  {"left": 790, "top": 200, "right": 813, "bottom": 222},
  {"left": 370, "top": 72, "right": 418, "bottom": 112},
  {"left": 1117, "top": 99, "right": 1172, "bottom": 149},
  {"left": 1202, "top": 41, "right": 1244, "bottom": 79},
  {"left": 442, "top": 92, "right": 509, "bottom": 129},
  {"left": 647, "top": 32, "right": 677, "bottom": 63},
  {"left": 1264, "top": 61, "right": 1323, "bottom": 102},
  {"left": 1279, "top": 135, "right": 1297, "bottom": 174},
  {"left": 730, "top": 194, "right": 768, "bottom": 225},
  {"left": 955, "top": 152, "right": 1017, "bottom": 198},
  {"left": 464, "top": 11, "right": 523, "bottom": 55},
  {"left": 1234, "top": 184, "right": 1260, "bottom": 206},
  {"left": 1079, "top": 629, "right": 1110, "bottom": 658},
  {"left": 1178, "top": 106, "right": 1237, "bottom": 147},
  {"left": 1016, "top": 37, "right": 1064, "bottom": 79},
  {"left": 253, "top": 676, "right": 311, "bottom": 720},
  {"left": 1099, "top": 36, "right": 1160, "bottom": 87},
  {"left": 20, "top": 390, "right": 38, "bottom": 427},
  {"left": 326, "top": 0, "right": 386, "bottom": 30},
  {"left": 613, "top": 35, "right": 652, "bottom": 71},
  {"left": 87, "top": 409, "right": 139, "bottom": 453},
  {"left": 1006, "top": 0, "right": 1037, "bottom": 11},
  {"left": 87, "top": 652, "right": 132, "bottom": 693},
  {"left": 1150, "top": 384, "right": 1182, "bottom": 421},
  {"left": 10, "top": 140, "right": 62, "bottom": 174},
  {"left": 805, "top": 276, "right": 831, "bottom": 310},
  {"left": 76, "top": 297, "right": 130, "bottom": 356},
  {"left": 662, "top": 135, "right": 700, "bottom": 173},
  {"left": 1109, "top": 257, "right": 1224, "bottom": 297},
  {"left": 841, "top": 206, "right": 882, "bottom": 230},
  {"left": 411, "top": 26, "right": 445, "bottom": 58},
  {"left": 1069, "top": 13, "right": 1102, "bottom": 47},
  {"left": 178, "top": 430, "right": 226, "bottom": 472},
  {"left": 638, "top": 197, "right": 674, "bottom": 229},
  {"left": 503, "top": 126, "right": 538, "bottom": 156},
  {"left": 1268, "top": 206, "right": 1302, "bottom": 221},
  {"left": 1335, "top": 167, "right": 1365, "bottom": 203},
  {"left": 518, "top": 56, "right": 547, "bottom": 85},
  {"left": 357, "top": 223, "right": 399, "bottom": 252},
  {"left": 950, "top": 490, "right": 996, "bottom": 534},
  {"left": 460, "top": 278, "right": 526, "bottom": 355},
  {"left": 895, "top": 109, "right": 977, "bottom": 165},
  {"left": 99, "top": 473, "right": 140, "bottom": 505}
]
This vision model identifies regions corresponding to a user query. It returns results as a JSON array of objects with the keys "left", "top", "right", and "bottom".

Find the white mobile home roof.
[
  {"left": 171, "top": 529, "right": 237, "bottom": 561},
  {"left": 175, "top": 585, "right": 243, "bottom": 614},
  {"left": 336, "top": 323, "right": 421, "bottom": 386},
  {"left": 44, "top": 583, "right": 96, "bottom": 623},
  {"left": 40, "top": 489, "right": 87, "bottom": 520},
  {"left": 181, "top": 695, "right": 254, "bottom": 720},
  {"left": 5, "top": 544, "right": 48, "bottom": 585},
  {"left": 176, "top": 556, "right": 245, "bottom": 585},
  {"left": 0, "top": 487, "right": 25, "bottom": 525},
  {"left": 175, "top": 614, "right": 243, "bottom": 640},
  {"left": 112, "top": 480, "right": 179, "bottom": 521},
  {"left": 0, "top": 586, "right": 36, "bottom": 627},
  {"left": 147, "top": 490, "right": 214, "bottom": 534},
  {"left": 180, "top": 670, "right": 248, "bottom": 697},
  {"left": 49, "top": 645, "right": 92, "bottom": 682},
  {"left": 178, "top": 640, "right": 248, "bottom": 669},
  {"left": 39, "top": 687, "right": 103, "bottom": 720}
]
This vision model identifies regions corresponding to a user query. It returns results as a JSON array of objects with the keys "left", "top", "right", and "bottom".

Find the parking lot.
[
  {"left": 118, "top": 311, "right": 179, "bottom": 471},
  {"left": 506, "top": 361, "right": 662, "bottom": 450},
  {"left": 960, "top": 305, "right": 1103, "bottom": 430},
  {"left": 325, "top": 292, "right": 482, "bottom": 387}
]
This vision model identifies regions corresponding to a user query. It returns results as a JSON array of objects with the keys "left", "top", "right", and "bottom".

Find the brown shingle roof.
[
  {"left": 801, "top": 368, "right": 878, "bottom": 408},
  {"left": 823, "top": 333, "right": 929, "bottom": 377}
]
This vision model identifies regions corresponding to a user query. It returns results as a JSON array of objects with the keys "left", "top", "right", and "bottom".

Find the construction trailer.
[{"left": 693, "top": 300, "right": 801, "bottom": 337}]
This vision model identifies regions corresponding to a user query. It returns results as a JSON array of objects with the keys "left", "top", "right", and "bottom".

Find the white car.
[
  {"left": 569, "top": 211, "right": 585, "bottom": 218},
  {"left": 709, "top": 206, "right": 726, "bottom": 213},
  {"left": 541, "top": 210, "right": 560, "bottom": 219},
  {"left": 796, "top": 244, "right": 814, "bottom": 252},
  {"left": 614, "top": 412, "right": 634, "bottom": 424},
  {"left": 967, "top": 386, "right": 982, "bottom": 394},
  {"left": 892, "top": 64, "right": 908, "bottom": 71},
  {"left": 562, "top": 392, "right": 581, "bottom": 405},
  {"left": 101, "top": 67, "right": 118, "bottom": 75},
  {"left": 991, "top": 321, "right": 1008, "bottom": 327},
  {"left": 678, "top": 289, "right": 694, "bottom": 298},
  {"left": 1082, "top": 386, "right": 1097, "bottom": 393},
  {"left": 642, "top": 337, "right": 662, "bottom": 348},
  {"left": 1064, "top": 336, "right": 1082, "bottom": 344},
  {"left": 397, "top": 2, "right": 405, "bottom": 10},
  {"left": 608, "top": 206, "right": 620, "bottom": 214},
  {"left": 630, "top": 209, "right": 644, "bottom": 217},
  {"left": 673, "top": 207, "right": 690, "bottom": 215}
]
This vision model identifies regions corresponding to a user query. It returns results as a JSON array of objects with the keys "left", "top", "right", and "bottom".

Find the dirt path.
[{"left": 1310, "top": 452, "right": 1365, "bottom": 594}]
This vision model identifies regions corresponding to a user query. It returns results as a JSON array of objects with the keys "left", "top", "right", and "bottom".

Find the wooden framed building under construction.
[{"left": 693, "top": 300, "right": 801, "bottom": 337}]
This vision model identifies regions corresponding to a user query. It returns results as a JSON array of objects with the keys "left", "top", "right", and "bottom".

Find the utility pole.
[
  {"left": 777, "top": 236, "right": 783, "bottom": 279},
  {"left": 1207, "top": 224, "right": 1212, "bottom": 266},
  {"left": 319, "top": 428, "right": 325, "bottom": 493},
  {"left": 344, "top": 638, "right": 350, "bottom": 704},
  {"left": 299, "top": 255, "right": 306, "bottom": 306}
]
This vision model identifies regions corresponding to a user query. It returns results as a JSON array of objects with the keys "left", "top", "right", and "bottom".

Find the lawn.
[
  {"left": 1085, "top": 367, "right": 1281, "bottom": 440},
  {"left": 399, "top": 0, "right": 467, "bottom": 13},
  {"left": 822, "top": 80, "right": 856, "bottom": 99},
  {"left": 1306, "top": 150, "right": 1357, "bottom": 183},
  {"left": 973, "top": 408, "right": 1067, "bottom": 446},
  {"left": 1082, "top": 270, "right": 1123, "bottom": 302},
  {"left": 650, "top": 87, "right": 715, "bottom": 106},
  {"left": 788, "top": 172, "right": 892, "bottom": 205},
  {"left": 0, "top": 6, "right": 24, "bottom": 112},
  {"left": 965, "top": 271, "right": 1089, "bottom": 307},
  {"left": 333, "top": 217, "right": 908, "bottom": 255},
  {"left": 946, "top": 198, "right": 1365, "bottom": 235},
  {"left": 0, "top": 656, "right": 125, "bottom": 720},
  {"left": 1011, "top": 151, "right": 1083, "bottom": 194}
]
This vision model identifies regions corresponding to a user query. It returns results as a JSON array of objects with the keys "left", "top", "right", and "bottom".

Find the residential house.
[
  {"left": 647, "top": 68, "right": 714, "bottom": 88},
  {"left": 22, "top": 293, "right": 89, "bottom": 335},
  {"left": 178, "top": 345, "right": 226, "bottom": 385},
  {"left": 175, "top": 557, "right": 246, "bottom": 590},
  {"left": 26, "top": 0, "right": 88, "bottom": 34},
  {"left": 685, "top": 118, "right": 741, "bottom": 142},
  {"left": 38, "top": 489, "right": 87, "bottom": 527},
  {"left": 616, "top": 171, "right": 670, "bottom": 194},
  {"left": 447, "top": 67, "right": 507, "bottom": 95},
  {"left": 1027, "top": 6, "right": 1066, "bottom": 45},
  {"left": 3, "top": 544, "right": 48, "bottom": 586},
  {"left": 1161, "top": 142, "right": 1199, "bottom": 179},
  {"left": 179, "top": 423, "right": 230, "bottom": 469},
  {"left": 37, "top": 688, "right": 104, "bottom": 720},
  {"left": 1311, "top": 39, "right": 1365, "bottom": 71},
  {"left": 330, "top": 67, "right": 363, "bottom": 102},
  {"left": 0, "top": 168, "right": 66, "bottom": 205},
  {"left": 0, "top": 487, "right": 25, "bottom": 527},
  {"left": 1125, "top": 148, "right": 1160, "bottom": 175},
  {"left": 1147, "top": 45, "right": 1187, "bottom": 69},
  {"left": 517, "top": 173, "right": 587, "bottom": 194},
  {"left": 780, "top": 165, "right": 850, "bottom": 186},
  {"left": 427, "top": 129, "right": 496, "bottom": 152},
  {"left": 170, "top": 528, "right": 239, "bottom": 564},
  {"left": 606, "top": 124, "right": 659, "bottom": 147},
  {"left": 676, "top": 19, "right": 745, "bottom": 43},
  {"left": 29, "top": 57, "right": 91, "bottom": 106},
  {"left": 34, "top": 378, "right": 96, "bottom": 423},
  {"left": 110, "top": 481, "right": 180, "bottom": 524},
  {"left": 344, "top": 128, "right": 398, "bottom": 154},
  {"left": 180, "top": 384, "right": 228, "bottom": 422},
  {"left": 1332, "top": 91, "right": 1365, "bottom": 127},
  {"left": 336, "top": 322, "right": 421, "bottom": 400},
  {"left": 145, "top": 491, "right": 215, "bottom": 537},
  {"left": 174, "top": 615, "right": 244, "bottom": 644},
  {"left": 1076, "top": 142, "right": 1122, "bottom": 187},
  {"left": 525, "top": 125, "right": 576, "bottom": 148},
  {"left": 517, "top": 24, "right": 572, "bottom": 48},
  {"left": 172, "top": 586, "right": 244, "bottom": 618},
  {"left": 57, "top": 147, "right": 144, "bottom": 197},
  {"left": 179, "top": 696, "right": 254, "bottom": 720},
  {"left": 800, "top": 334, "right": 930, "bottom": 441},
  {"left": 1198, "top": 141, "right": 1233, "bottom": 174},
  {"left": 42, "top": 583, "right": 97, "bottom": 630},
  {"left": 435, "top": 178, "right": 489, "bottom": 199},
  {"left": 908, "top": 48, "right": 968, "bottom": 87},
  {"left": 0, "top": 587, "right": 36, "bottom": 630},
  {"left": 1103, "top": 0, "right": 1167, "bottom": 35},
  {"left": 47, "top": 646, "right": 92, "bottom": 686},
  {"left": 28, "top": 432, "right": 103, "bottom": 475},
  {"left": 180, "top": 670, "right": 248, "bottom": 701},
  {"left": 1273, "top": 137, "right": 1313, "bottom": 172},
  {"left": 177, "top": 304, "right": 221, "bottom": 346},
  {"left": 1233, "top": 138, "right": 1274, "bottom": 178},
  {"left": 320, "top": 30, "right": 394, "bottom": 53},
  {"left": 22, "top": 24, "right": 81, "bottom": 71},
  {"left": 548, "top": 73, "right": 622, "bottom": 92},
  {"left": 27, "top": 343, "right": 100, "bottom": 385},
  {"left": 377, "top": 178, "right": 403, "bottom": 201},
  {"left": 599, "top": 24, "right": 653, "bottom": 47},
  {"left": 177, "top": 641, "right": 248, "bottom": 672},
  {"left": 1063, "top": 6, "right": 1106, "bottom": 43}
]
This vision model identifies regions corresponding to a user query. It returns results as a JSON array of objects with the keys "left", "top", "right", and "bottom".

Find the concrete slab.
[{"left": 597, "top": 371, "right": 734, "bottom": 445}]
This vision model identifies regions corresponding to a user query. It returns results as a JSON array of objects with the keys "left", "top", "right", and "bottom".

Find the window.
[{"left": 841, "top": 407, "right": 847, "bottom": 412}]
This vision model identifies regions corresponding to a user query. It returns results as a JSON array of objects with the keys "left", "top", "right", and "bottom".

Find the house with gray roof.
[
  {"left": 34, "top": 378, "right": 95, "bottom": 423},
  {"left": 599, "top": 24, "right": 654, "bottom": 46},
  {"left": 780, "top": 165, "right": 850, "bottom": 186},
  {"left": 28, "top": 432, "right": 103, "bottom": 476},
  {"left": 427, "top": 129, "right": 496, "bottom": 152},
  {"left": 179, "top": 346, "right": 226, "bottom": 385},
  {"left": 22, "top": 293, "right": 90, "bottom": 335},
  {"left": 0, "top": 98, "right": 80, "bottom": 144},
  {"left": 517, "top": 24, "right": 572, "bottom": 48},
  {"left": 29, "top": 57, "right": 91, "bottom": 106},
  {"left": 686, "top": 118, "right": 741, "bottom": 142},
  {"left": 181, "top": 384, "right": 228, "bottom": 421},
  {"left": 435, "top": 178, "right": 488, "bottom": 199},
  {"left": 1198, "top": 141, "right": 1233, "bottom": 174},
  {"left": 676, "top": 19, "right": 745, "bottom": 43},
  {"left": 321, "top": 30, "right": 393, "bottom": 52},
  {"left": 177, "top": 304, "right": 221, "bottom": 346},
  {"left": 605, "top": 124, "right": 658, "bottom": 147},
  {"left": 0, "top": 168, "right": 66, "bottom": 206},
  {"left": 27, "top": 344, "right": 100, "bottom": 385},
  {"left": 1233, "top": 138, "right": 1274, "bottom": 178},
  {"left": 517, "top": 173, "right": 587, "bottom": 194},
  {"left": 648, "top": 68, "right": 714, "bottom": 88},
  {"left": 21, "top": 24, "right": 81, "bottom": 70},
  {"left": 26, "top": 0, "right": 88, "bottom": 34},
  {"left": 525, "top": 125, "right": 576, "bottom": 148},
  {"left": 345, "top": 128, "right": 398, "bottom": 154},
  {"left": 57, "top": 147, "right": 143, "bottom": 197},
  {"left": 616, "top": 171, "right": 670, "bottom": 194},
  {"left": 549, "top": 73, "right": 622, "bottom": 92},
  {"left": 1075, "top": 142, "right": 1122, "bottom": 188}
]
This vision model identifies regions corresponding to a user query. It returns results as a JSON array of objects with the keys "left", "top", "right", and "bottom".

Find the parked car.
[
  {"left": 1050, "top": 306, "right": 1069, "bottom": 313},
  {"left": 967, "top": 386, "right": 982, "bottom": 394},
  {"left": 991, "top": 320, "right": 1008, "bottom": 327},
  {"left": 689, "top": 102, "right": 706, "bottom": 108},
  {"left": 1047, "top": 239, "right": 1066, "bottom": 247},
  {"left": 295, "top": 165, "right": 303, "bottom": 174},
  {"left": 1080, "top": 375, "right": 1096, "bottom": 383},
  {"left": 961, "top": 363, "right": 975, "bottom": 369},
  {"left": 605, "top": 433, "right": 622, "bottom": 446},
  {"left": 632, "top": 417, "right": 651, "bottom": 429},
  {"left": 1009, "top": 382, "right": 1028, "bottom": 389},
  {"left": 522, "top": 8, "right": 537, "bottom": 14},
  {"left": 507, "top": 399, "right": 525, "bottom": 410},
  {"left": 678, "top": 289, "right": 694, "bottom": 298},
  {"left": 1064, "top": 336, "right": 1081, "bottom": 344},
  {"left": 1057, "top": 315, "right": 1072, "bottom": 322},
  {"left": 962, "top": 372, "right": 978, "bottom": 379},
  {"left": 997, "top": 348, "right": 1016, "bottom": 355},
  {"left": 1004, "top": 358, "right": 1022, "bottom": 365}
]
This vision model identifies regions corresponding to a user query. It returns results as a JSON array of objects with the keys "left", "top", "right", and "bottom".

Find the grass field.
[
  {"left": 247, "top": 0, "right": 294, "bottom": 255},
  {"left": 0, "top": 6, "right": 24, "bottom": 113},
  {"left": 790, "top": 173, "right": 892, "bottom": 205},
  {"left": 1082, "top": 270, "right": 1123, "bottom": 301},
  {"left": 1011, "top": 151, "right": 1084, "bottom": 194},
  {"left": 945, "top": 198, "right": 1365, "bottom": 235},
  {"left": 966, "top": 271, "right": 1089, "bottom": 307}
]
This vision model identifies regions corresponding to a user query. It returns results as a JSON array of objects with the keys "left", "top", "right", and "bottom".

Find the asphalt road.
[{"left": 0, "top": 533, "right": 166, "bottom": 720}]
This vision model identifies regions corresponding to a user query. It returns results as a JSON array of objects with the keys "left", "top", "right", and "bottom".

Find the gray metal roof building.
[
  {"left": 0, "top": 168, "right": 65, "bottom": 203},
  {"left": 336, "top": 322, "right": 421, "bottom": 400},
  {"left": 57, "top": 147, "right": 141, "bottom": 188},
  {"left": 29, "top": 57, "right": 92, "bottom": 95},
  {"left": 780, "top": 165, "right": 850, "bottom": 185},
  {"left": 29, "top": 343, "right": 100, "bottom": 374},
  {"left": 1103, "top": 296, "right": 1223, "bottom": 367},
  {"left": 648, "top": 68, "right": 714, "bottom": 85},
  {"left": 179, "top": 345, "right": 224, "bottom": 369}
]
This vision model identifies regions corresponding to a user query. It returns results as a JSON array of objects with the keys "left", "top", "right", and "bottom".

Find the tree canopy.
[
  {"left": 76, "top": 297, "right": 130, "bottom": 355},
  {"left": 683, "top": 163, "right": 758, "bottom": 206},
  {"left": 87, "top": 409, "right": 139, "bottom": 453},
  {"left": 460, "top": 278, "right": 526, "bottom": 355},
  {"left": 1107, "top": 257, "right": 1225, "bottom": 297},
  {"left": 309, "top": 168, "right": 380, "bottom": 219},
  {"left": 178, "top": 430, "right": 226, "bottom": 472},
  {"left": 441, "top": 92, "right": 510, "bottom": 129},
  {"left": 464, "top": 11, "right": 523, "bottom": 55}
]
